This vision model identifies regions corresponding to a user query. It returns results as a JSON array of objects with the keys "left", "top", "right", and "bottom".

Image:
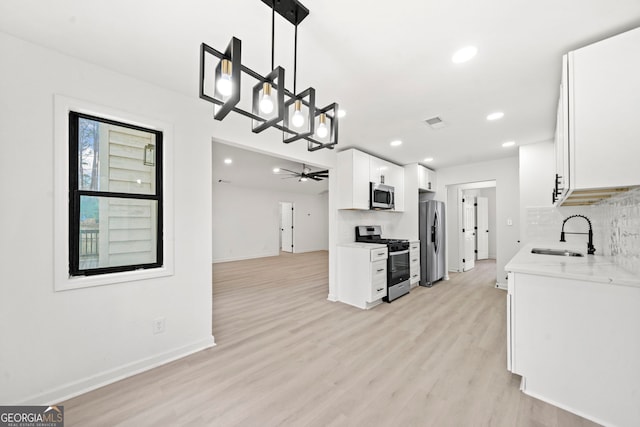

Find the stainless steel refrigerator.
[{"left": 419, "top": 200, "right": 446, "bottom": 287}]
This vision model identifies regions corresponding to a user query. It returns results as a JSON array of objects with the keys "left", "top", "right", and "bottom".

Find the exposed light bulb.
[
  {"left": 291, "top": 100, "right": 305, "bottom": 128},
  {"left": 216, "top": 59, "right": 233, "bottom": 97},
  {"left": 316, "top": 113, "right": 328, "bottom": 138},
  {"left": 300, "top": 177, "right": 308, "bottom": 182},
  {"left": 273, "top": 168, "right": 280, "bottom": 173},
  {"left": 337, "top": 109, "right": 346, "bottom": 118},
  {"left": 259, "top": 82, "right": 274, "bottom": 114}
]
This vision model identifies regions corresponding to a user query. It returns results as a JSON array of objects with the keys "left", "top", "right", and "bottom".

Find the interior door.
[
  {"left": 476, "top": 197, "right": 489, "bottom": 260},
  {"left": 280, "top": 202, "right": 294, "bottom": 253},
  {"left": 463, "top": 196, "right": 476, "bottom": 271}
]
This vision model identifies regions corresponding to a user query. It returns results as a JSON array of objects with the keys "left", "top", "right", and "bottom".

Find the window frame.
[
  {"left": 54, "top": 95, "right": 174, "bottom": 291},
  {"left": 68, "top": 111, "right": 164, "bottom": 276}
]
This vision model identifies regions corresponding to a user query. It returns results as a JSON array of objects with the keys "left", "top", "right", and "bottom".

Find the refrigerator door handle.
[{"left": 433, "top": 210, "right": 439, "bottom": 253}]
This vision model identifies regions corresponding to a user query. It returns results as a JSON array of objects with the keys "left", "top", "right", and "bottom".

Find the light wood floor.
[{"left": 62, "top": 251, "right": 599, "bottom": 426}]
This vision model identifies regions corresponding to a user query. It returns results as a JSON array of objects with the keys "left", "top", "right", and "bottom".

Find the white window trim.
[{"left": 54, "top": 94, "right": 174, "bottom": 291}]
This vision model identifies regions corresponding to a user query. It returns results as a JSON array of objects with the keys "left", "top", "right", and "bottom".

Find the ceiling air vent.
[{"left": 424, "top": 116, "right": 446, "bottom": 129}]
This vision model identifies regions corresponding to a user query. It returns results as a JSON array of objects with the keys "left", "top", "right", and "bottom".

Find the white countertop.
[
  {"left": 505, "top": 243, "right": 640, "bottom": 287},
  {"left": 339, "top": 242, "right": 387, "bottom": 249}
]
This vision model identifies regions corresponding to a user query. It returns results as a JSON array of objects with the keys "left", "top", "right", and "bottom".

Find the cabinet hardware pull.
[{"left": 376, "top": 268, "right": 384, "bottom": 272}]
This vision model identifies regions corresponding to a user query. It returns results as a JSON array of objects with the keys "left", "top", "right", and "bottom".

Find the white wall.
[
  {"left": 212, "top": 184, "right": 328, "bottom": 262},
  {"left": 435, "top": 157, "right": 520, "bottom": 287},
  {"left": 0, "top": 32, "right": 215, "bottom": 404}
]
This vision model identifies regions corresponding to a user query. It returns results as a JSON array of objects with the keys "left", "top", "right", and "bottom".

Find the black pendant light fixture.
[{"left": 199, "top": 0, "right": 339, "bottom": 152}]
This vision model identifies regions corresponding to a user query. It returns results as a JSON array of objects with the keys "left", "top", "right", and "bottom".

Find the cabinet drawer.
[
  {"left": 410, "top": 272, "right": 420, "bottom": 283},
  {"left": 371, "top": 259, "right": 387, "bottom": 281},
  {"left": 410, "top": 242, "right": 420, "bottom": 252},
  {"left": 370, "top": 248, "right": 388, "bottom": 262},
  {"left": 369, "top": 283, "right": 386, "bottom": 303}
]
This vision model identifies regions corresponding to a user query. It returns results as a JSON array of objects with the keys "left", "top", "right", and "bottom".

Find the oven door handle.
[{"left": 389, "top": 249, "right": 409, "bottom": 256}]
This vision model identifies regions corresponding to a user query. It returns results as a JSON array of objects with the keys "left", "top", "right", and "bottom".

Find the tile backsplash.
[{"left": 526, "top": 188, "right": 640, "bottom": 274}]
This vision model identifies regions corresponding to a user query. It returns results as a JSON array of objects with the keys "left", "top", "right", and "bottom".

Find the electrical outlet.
[{"left": 152, "top": 317, "right": 166, "bottom": 335}]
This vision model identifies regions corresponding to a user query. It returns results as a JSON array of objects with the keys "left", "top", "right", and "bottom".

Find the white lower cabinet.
[
  {"left": 506, "top": 270, "right": 640, "bottom": 427},
  {"left": 370, "top": 259, "right": 387, "bottom": 302},
  {"left": 337, "top": 244, "right": 388, "bottom": 309},
  {"left": 409, "top": 240, "right": 420, "bottom": 287}
]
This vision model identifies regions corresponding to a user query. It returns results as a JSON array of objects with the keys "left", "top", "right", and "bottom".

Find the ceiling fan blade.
[
  {"left": 278, "top": 168, "right": 299, "bottom": 174},
  {"left": 309, "top": 176, "right": 323, "bottom": 181},
  {"left": 281, "top": 176, "right": 300, "bottom": 179}
]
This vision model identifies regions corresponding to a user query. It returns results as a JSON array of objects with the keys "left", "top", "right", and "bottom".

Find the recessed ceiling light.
[
  {"left": 390, "top": 140, "right": 402, "bottom": 147},
  {"left": 224, "top": 158, "right": 233, "bottom": 164},
  {"left": 452, "top": 46, "right": 478, "bottom": 64},
  {"left": 424, "top": 157, "right": 434, "bottom": 162},
  {"left": 487, "top": 112, "right": 504, "bottom": 121},
  {"left": 502, "top": 141, "right": 516, "bottom": 147},
  {"left": 273, "top": 167, "right": 280, "bottom": 173},
  {"left": 337, "top": 109, "right": 346, "bottom": 118}
]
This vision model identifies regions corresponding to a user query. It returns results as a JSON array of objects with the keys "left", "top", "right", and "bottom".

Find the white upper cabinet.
[
  {"left": 337, "top": 149, "right": 370, "bottom": 210},
  {"left": 418, "top": 165, "right": 437, "bottom": 192},
  {"left": 554, "top": 27, "right": 640, "bottom": 206},
  {"left": 337, "top": 149, "right": 405, "bottom": 211}
]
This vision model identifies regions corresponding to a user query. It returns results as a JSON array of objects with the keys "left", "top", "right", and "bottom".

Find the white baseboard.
[
  {"left": 327, "top": 294, "right": 338, "bottom": 302},
  {"left": 495, "top": 282, "right": 507, "bottom": 290},
  {"left": 213, "top": 251, "right": 279, "bottom": 263},
  {"left": 20, "top": 336, "right": 215, "bottom": 406},
  {"left": 294, "top": 247, "right": 329, "bottom": 254},
  {"left": 521, "top": 384, "right": 608, "bottom": 427}
]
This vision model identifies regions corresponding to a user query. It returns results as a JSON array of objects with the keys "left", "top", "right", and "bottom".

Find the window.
[{"left": 69, "top": 112, "right": 163, "bottom": 276}]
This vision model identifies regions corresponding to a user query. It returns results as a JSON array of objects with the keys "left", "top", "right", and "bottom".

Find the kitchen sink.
[{"left": 531, "top": 248, "right": 584, "bottom": 257}]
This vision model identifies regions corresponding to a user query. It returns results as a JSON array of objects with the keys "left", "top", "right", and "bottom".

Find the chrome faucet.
[{"left": 560, "top": 215, "right": 596, "bottom": 255}]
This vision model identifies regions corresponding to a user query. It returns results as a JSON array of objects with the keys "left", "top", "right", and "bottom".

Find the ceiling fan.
[{"left": 277, "top": 164, "right": 329, "bottom": 182}]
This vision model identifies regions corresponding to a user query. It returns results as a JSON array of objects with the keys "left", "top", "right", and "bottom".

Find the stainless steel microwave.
[{"left": 370, "top": 182, "right": 395, "bottom": 210}]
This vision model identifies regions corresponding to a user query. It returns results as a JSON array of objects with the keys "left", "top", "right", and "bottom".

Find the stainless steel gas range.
[{"left": 355, "top": 225, "right": 410, "bottom": 302}]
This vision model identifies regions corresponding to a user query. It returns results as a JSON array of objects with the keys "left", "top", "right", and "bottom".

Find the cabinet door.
[
  {"left": 418, "top": 166, "right": 436, "bottom": 192},
  {"left": 353, "top": 150, "right": 371, "bottom": 209},
  {"left": 389, "top": 164, "right": 405, "bottom": 211},
  {"left": 370, "top": 157, "right": 384, "bottom": 184},
  {"left": 555, "top": 55, "right": 570, "bottom": 203},
  {"left": 337, "top": 149, "right": 370, "bottom": 210},
  {"left": 570, "top": 27, "right": 640, "bottom": 189},
  {"left": 425, "top": 168, "right": 436, "bottom": 192}
]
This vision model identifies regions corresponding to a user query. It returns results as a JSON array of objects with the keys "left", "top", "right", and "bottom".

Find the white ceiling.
[
  {"left": 1, "top": 1, "right": 639, "bottom": 169},
  {"left": 212, "top": 142, "right": 329, "bottom": 195}
]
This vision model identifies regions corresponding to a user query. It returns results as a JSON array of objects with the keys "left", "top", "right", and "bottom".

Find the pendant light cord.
[
  {"left": 294, "top": 24, "right": 298, "bottom": 95},
  {"left": 271, "top": 1, "right": 275, "bottom": 71}
]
